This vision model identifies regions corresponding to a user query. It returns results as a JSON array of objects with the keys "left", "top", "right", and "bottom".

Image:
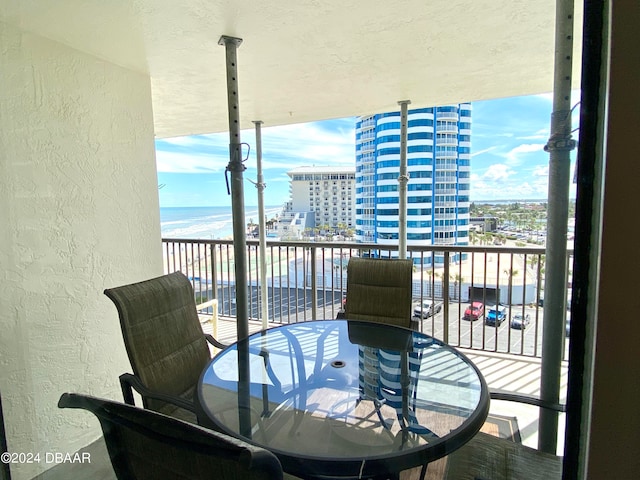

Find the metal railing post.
[
  {"left": 210, "top": 242, "right": 219, "bottom": 341},
  {"left": 311, "top": 247, "right": 318, "bottom": 320},
  {"left": 443, "top": 252, "right": 450, "bottom": 343}
]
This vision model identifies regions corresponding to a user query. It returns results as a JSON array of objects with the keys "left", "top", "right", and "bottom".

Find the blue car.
[{"left": 485, "top": 305, "right": 507, "bottom": 326}]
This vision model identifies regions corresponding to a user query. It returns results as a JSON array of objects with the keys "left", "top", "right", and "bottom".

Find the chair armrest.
[
  {"left": 196, "top": 298, "right": 218, "bottom": 316},
  {"left": 119, "top": 373, "right": 196, "bottom": 413},
  {"left": 489, "top": 390, "right": 567, "bottom": 413},
  {"left": 410, "top": 317, "right": 420, "bottom": 331},
  {"left": 202, "top": 337, "right": 282, "bottom": 392},
  {"left": 205, "top": 334, "right": 228, "bottom": 350}
]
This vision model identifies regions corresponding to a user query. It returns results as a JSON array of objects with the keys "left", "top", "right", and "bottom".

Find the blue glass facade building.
[{"left": 355, "top": 105, "right": 471, "bottom": 264}]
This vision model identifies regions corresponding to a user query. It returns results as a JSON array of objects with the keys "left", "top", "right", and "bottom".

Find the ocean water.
[{"left": 160, "top": 205, "right": 282, "bottom": 240}]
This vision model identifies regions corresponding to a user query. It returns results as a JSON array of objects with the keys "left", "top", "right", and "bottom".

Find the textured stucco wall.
[{"left": 0, "top": 23, "right": 162, "bottom": 479}]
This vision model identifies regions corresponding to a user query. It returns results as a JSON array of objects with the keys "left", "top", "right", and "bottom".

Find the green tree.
[
  {"left": 450, "top": 273, "right": 464, "bottom": 300},
  {"left": 503, "top": 268, "right": 519, "bottom": 305}
]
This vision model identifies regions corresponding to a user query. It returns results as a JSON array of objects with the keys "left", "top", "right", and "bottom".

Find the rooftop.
[{"left": 288, "top": 165, "right": 356, "bottom": 175}]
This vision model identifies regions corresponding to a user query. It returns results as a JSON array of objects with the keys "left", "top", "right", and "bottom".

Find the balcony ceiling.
[{"left": 2, "top": 1, "right": 582, "bottom": 138}]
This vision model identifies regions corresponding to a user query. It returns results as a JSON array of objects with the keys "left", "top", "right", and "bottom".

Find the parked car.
[
  {"left": 485, "top": 305, "right": 507, "bottom": 326},
  {"left": 463, "top": 302, "right": 485, "bottom": 321},
  {"left": 510, "top": 313, "right": 531, "bottom": 329},
  {"left": 413, "top": 301, "right": 443, "bottom": 319}
]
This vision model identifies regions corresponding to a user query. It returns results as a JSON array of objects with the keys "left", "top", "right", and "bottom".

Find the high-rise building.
[
  {"left": 276, "top": 166, "right": 356, "bottom": 238},
  {"left": 355, "top": 105, "right": 471, "bottom": 264}
]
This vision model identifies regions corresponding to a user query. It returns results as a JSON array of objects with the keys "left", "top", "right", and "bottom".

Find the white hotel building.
[
  {"left": 276, "top": 166, "right": 356, "bottom": 238},
  {"left": 355, "top": 105, "right": 471, "bottom": 264}
]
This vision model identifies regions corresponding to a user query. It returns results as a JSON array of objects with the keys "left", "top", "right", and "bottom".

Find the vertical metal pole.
[
  {"left": 398, "top": 100, "right": 411, "bottom": 260},
  {"left": 219, "top": 35, "right": 249, "bottom": 341},
  {"left": 253, "top": 121, "right": 269, "bottom": 330},
  {"left": 210, "top": 243, "right": 219, "bottom": 345},
  {"left": 311, "top": 247, "right": 318, "bottom": 320},
  {"left": 539, "top": 0, "right": 577, "bottom": 454},
  {"left": 443, "top": 252, "right": 450, "bottom": 343}
]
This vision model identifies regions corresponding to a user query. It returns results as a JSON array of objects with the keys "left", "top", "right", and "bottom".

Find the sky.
[{"left": 155, "top": 93, "right": 579, "bottom": 208}]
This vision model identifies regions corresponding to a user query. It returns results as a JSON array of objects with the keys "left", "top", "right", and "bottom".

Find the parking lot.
[
  {"left": 211, "top": 285, "right": 568, "bottom": 360},
  {"left": 413, "top": 301, "right": 569, "bottom": 359}
]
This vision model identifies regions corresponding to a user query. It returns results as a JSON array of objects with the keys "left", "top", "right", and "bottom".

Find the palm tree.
[
  {"left": 503, "top": 268, "right": 519, "bottom": 305},
  {"left": 450, "top": 273, "right": 464, "bottom": 300},
  {"left": 528, "top": 254, "right": 546, "bottom": 301},
  {"left": 434, "top": 271, "right": 446, "bottom": 299}
]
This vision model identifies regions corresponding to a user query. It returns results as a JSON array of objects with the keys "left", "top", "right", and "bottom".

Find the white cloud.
[
  {"left": 532, "top": 165, "right": 549, "bottom": 176},
  {"left": 471, "top": 146, "right": 498, "bottom": 157},
  {"left": 518, "top": 128, "right": 549, "bottom": 141},
  {"left": 155, "top": 150, "right": 227, "bottom": 173},
  {"left": 470, "top": 179, "right": 547, "bottom": 201},
  {"left": 469, "top": 161, "right": 553, "bottom": 201},
  {"left": 509, "top": 143, "right": 545, "bottom": 155},
  {"left": 535, "top": 92, "right": 554, "bottom": 102},
  {"left": 483, "top": 163, "right": 514, "bottom": 181},
  {"left": 156, "top": 119, "right": 356, "bottom": 174},
  {"left": 505, "top": 143, "right": 546, "bottom": 164},
  {"left": 252, "top": 121, "right": 356, "bottom": 169},
  {"left": 158, "top": 136, "right": 214, "bottom": 147}
]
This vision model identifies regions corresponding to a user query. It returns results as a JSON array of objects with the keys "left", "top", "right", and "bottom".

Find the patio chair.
[
  {"left": 58, "top": 393, "right": 283, "bottom": 480},
  {"left": 344, "top": 257, "right": 414, "bottom": 329},
  {"left": 412, "top": 394, "right": 566, "bottom": 480},
  {"left": 104, "top": 272, "right": 228, "bottom": 422},
  {"left": 439, "top": 431, "right": 562, "bottom": 479}
]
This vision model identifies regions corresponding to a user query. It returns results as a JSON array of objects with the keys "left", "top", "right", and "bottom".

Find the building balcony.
[
  {"left": 361, "top": 142, "right": 375, "bottom": 153},
  {"left": 360, "top": 131, "right": 375, "bottom": 142},
  {"left": 436, "top": 137, "right": 458, "bottom": 147},
  {"left": 434, "top": 188, "right": 458, "bottom": 195},
  {"left": 435, "top": 160, "right": 459, "bottom": 171},
  {"left": 358, "top": 118, "right": 376, "bottom": 131},
  {"left": 435, "top": 122, "right": 459, "bottom": 134},
  {"left": 435, "top": 150, "right": 458, "bottom": 160},
  {"left": 436, "top": 111, "right": 459, "bottom": 120}
]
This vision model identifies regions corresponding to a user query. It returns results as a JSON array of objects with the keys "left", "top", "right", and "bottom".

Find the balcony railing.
[{"left": 162, "top": 238, "right": 572, "bottom": 361}]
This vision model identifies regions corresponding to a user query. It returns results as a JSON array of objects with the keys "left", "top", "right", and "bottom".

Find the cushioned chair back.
[
  {"left": 344, "top": 257, "right": 414, "bottom": 328},
  {"left": 58, "top": 393, "right": 283, "bottom": 480},
  {"left": 104, "top": 272, "right": 210, "bottom": 415}
]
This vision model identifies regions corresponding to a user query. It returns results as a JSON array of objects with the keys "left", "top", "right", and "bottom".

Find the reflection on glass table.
[{"left": 197, "top": 320, "right": 489, "bottom": 480}]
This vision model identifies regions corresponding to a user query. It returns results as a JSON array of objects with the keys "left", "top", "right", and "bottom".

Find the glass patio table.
[{"left": 197, "top": 319, "right": 489, "bottom": 480}]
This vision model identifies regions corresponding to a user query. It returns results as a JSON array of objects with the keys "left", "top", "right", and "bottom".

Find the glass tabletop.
[{"left": 197, "top": 320, "right": 489, "bottom": 479}]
